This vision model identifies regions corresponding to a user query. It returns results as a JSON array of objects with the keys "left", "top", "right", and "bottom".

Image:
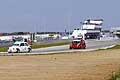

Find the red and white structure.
[
  {"left": 71, "top": 19, "right": 103, "bottom": 40},
  {"left": 82, "top": 19, "right": 103, "bottom": 30}
]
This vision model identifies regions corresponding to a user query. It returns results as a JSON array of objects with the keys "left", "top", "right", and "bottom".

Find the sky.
[{"left": 0, "top": 0, "right": 120, "bottom": 32}]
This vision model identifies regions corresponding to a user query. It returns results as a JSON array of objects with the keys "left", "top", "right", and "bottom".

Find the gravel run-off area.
[{"left": 0, "top": 49, "right": 120, "bottom": 80}]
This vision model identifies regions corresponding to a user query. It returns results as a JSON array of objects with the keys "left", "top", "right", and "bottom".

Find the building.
[
  {"left": 112, "top": 27, "right": 120, "bottom": 38},
  {"left": 71, "top": 19, "right": 103, "bottom": 40}
]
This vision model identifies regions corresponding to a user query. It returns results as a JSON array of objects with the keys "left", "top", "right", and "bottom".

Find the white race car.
[{"left": 8, "top": 41, "right": 32, "bottom": 53}]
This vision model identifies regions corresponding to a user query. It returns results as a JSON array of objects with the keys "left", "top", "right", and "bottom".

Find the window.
[
  {"left": 24, "top": 43, "right": 28, "bottom": 46},
  {"left": 13, "top": 44, "right": 19, "bottom": 46},
  {"left": 20, "top": 43, "right": 24, "bottom": 46}
]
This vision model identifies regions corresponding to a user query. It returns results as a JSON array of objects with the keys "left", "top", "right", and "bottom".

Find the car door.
[
  {"left": 20, "top": 43, "right": 27, "bottom": 52},
  {"left": 24, "top": 43, "right": 29, "bottom": 52}
]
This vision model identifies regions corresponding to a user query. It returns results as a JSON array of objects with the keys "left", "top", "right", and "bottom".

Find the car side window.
[
  {"left": 20, "top": 43, "right": 24, "bottom": 46},
  {"left": 24, "top": 43, "right": 28, "bottom": 46}
]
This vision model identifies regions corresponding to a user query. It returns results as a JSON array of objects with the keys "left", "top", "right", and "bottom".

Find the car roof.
[{"left": 72, "top": 40, "right": 81, "bottom": 42}]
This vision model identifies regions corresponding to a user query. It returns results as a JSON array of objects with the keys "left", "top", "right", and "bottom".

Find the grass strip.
[
  {"left": 32, "top": 42, "right": 70, "bottom": 49},
  {"left": 0, "top": 47, "right": 8, "bottom": 52},
  {"left": 109, "top": 71, "right": 120, "bottom": 80},
  {"left": 107, "top": 45, "right": 120, "bottom": 49}
]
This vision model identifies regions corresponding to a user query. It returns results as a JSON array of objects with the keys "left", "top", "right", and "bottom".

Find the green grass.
[
  {"left": 0, "top": 47, "right": 8, "bottom": 52},
  {"left": 109, "top": 71, "right": 120, "bottom": 80},
  {"left": 0, "top": 42, "right": 70, "bottom": 52},
  {"left": 32, "top": 42, "right": 70, "bottom": 49},
  {"left": 97, "top": 45, "right": 120, "bottom": 51},
  {"left": 107, "top": 45, "right": 120, "bottom": 49}
]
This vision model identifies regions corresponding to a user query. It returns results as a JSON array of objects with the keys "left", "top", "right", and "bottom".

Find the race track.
[{"left": 32, "top": 39, "right": 120, "bottom": 54}]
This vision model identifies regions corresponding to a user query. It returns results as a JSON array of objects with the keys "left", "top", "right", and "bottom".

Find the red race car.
[{"left": 69, "top": 39, "right": 86, "bottom": 49}]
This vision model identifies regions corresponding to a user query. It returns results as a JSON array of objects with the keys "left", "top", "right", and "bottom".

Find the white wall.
[{"left": 0, "top": 35, "right": 30, "bottom": 41}]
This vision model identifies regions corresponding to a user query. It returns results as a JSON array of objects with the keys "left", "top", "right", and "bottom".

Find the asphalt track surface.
[{"left": 32, "top": 39, "right": 120, "bottom": 54}]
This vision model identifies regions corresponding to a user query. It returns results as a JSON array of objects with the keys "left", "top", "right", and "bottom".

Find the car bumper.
[
  {"left": 8, "top": 49, "right": 17, "bottom": 53},
  {"left": 69, "top": 46, "right": 86, "bottom": 49}
]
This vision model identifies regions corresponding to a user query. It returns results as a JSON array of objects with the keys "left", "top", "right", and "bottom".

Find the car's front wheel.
[{"left": 16, "top": 49, "right": 20, "bottom": 53}]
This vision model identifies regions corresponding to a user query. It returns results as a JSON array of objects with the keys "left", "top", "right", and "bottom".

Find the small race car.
[
  {"left": 8, "top": 41, "right": 32, "bottom": 53},
  {"left": 69, "top": 39, "right": 86, "bottom": 49}
]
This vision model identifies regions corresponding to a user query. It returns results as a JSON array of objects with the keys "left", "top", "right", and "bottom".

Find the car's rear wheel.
[
  {"left": 69, "top": 47, "right": 72, "bottom": 49},
  {"left": 82, "top": 47, "right": 86, "bottom": 49},
  {"left": 28, "top": 48, "right": 31, "bottom": 52}
]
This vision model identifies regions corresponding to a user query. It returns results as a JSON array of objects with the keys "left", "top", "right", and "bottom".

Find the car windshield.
[
  {"left": 13, "top": 43, "right": 19, "bottom": 46},
  {"left": 72, "top": 41, "right": 80, "bottom": 44}
]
